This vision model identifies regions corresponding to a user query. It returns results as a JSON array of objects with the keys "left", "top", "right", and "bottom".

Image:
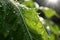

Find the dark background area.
[{"left": 33, "top": 0, "right": 60, "bottom": 15}]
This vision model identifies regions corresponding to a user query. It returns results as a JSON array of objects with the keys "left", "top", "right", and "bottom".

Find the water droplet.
[
  {"left": 5, "top": 4, "right": 7, "bottom": 5},
  {"left": 25, "top": 7, "right": 29, "bottom": 10},
  {"left": 34, "top": 23, "right": 36, "bottom": 25},
  {"left": 2, "top": 10, "right": 5, "bottom": 11},
  {"left": 39, "top": 17, "right": 45, "bottom": 24},
  {"left": 13, "top": 28, "right": 17, "bottom": 31},
  {"left": 0, "top": 5, "right": 2, "bottom": 7},
  {"left": 14, "top": 8, "right": 16, "bottom": 9},
  {"left": 59, "top": 31, "right": 60, "bottom": 33},
  {"left": 2, "top": 4, "right": 4, "bottom": 5},
  {"left": 24, "top": 32, "right": 27, "bottom": 35},
  {"left": 20, "top": 4, "right": 26, "bottom": 7},
  {"left": 6, "top": 13, "right": 9, "bottom": 15},
  {"left": 3, "top": 30, "right": 9, "bottom": 37},
  {"left": 3, "top": 17, "right": 5, "bottom": 19},
  {"left": 44, "top": 7, "right": 49, "bottom": 10},
  {"left": 23, "top": 29, "right": 26, "bottom": 33},
  {"left": 16, "top": 2, "right": 20, "bottom": 5},
  {"left": 6, "top": 30, "right": 9, "bottom": 32},
  {"left": 46, "top": 26, "right": 50, "bottom": 30},
  {"left": 24, "top": 0, "right": 29, "bottom": 2},
  {"left": 39, "top": 6, "right": 43, "bottom": 9},
  {"left": 11, "top": 37, "right": 14, "bottom": 40},
  {"left": 13, "top": 11, "right": 16, "bottom": 13},
  {"left": 38, "top": 13, "right": 41, "bottom": 15},
  {"left": 34, "top": 2, "right": 39, "bottom": 8}
]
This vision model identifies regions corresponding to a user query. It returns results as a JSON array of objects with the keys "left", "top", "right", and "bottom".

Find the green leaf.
[
  {"left": 0, "top": 0, "right": 48, "bottom": 40},
  {"left": 39, "top": 7, "right": 60, "bottom": 19}
]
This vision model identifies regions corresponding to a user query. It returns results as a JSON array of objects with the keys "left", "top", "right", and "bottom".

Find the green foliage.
[
  {"left": 39, "top": 7, "right": 60, "bottom": 18},
  {"left": 45, "top": 20, "right": 59, "bottom": 34},
  {"left": 0, "top": 0, "right": 48, "bottom": 40},
  {"left": 0, "top": 0, "right": 60, "bottom": 40}
]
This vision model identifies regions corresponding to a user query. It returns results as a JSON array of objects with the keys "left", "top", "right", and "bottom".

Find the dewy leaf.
[
  {"left": 0, "top": 0, "right": 48, "bottom": 40},
  {"left": 39, "top": 7, "right": 60, "bottom": 19},
  {"left": 46, "top": 20, "right": 59, "bottom": 34},
  {"left": 15, "top": 2, "right": 49, "bottom": 40}
]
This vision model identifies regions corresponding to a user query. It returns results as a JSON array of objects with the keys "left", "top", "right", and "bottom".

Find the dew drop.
[
  {"left": 13, "top": 11, "right": 16, "bottom": 13},
  {"left": 24, "top": 0, "right": 29, "bottom": 2},
  {"left": 5, "top": 4, "right": 7, "bottom": 5},
  {"left": 3, "top": 30, "right": 9, "bottom": 37},
  {"left": 16, "top": 2, "right": 20, "bottom": 5},
  {"left": 38, "top": 13, "right": 41, "bottom": 15},
  {"left": 46, "top": 26, "right": 50, "bottom": 30},
  {"left": 11, "top": 37, "right": 14, "bottom": 40},
  {"left": 25, "top": 7, "right": 29, "bottom": 10},
  {"left": 59, "top": 31, "right": 60, "bottom": 33},
  {"left": 6, "top": 30, "right": 9, "bottom": 32},
  {"left": 6, "top": 13, "right": 9, "bottom": 15},
  {"left": 34, "top": 2, "right": 39, "bottom": 8},
  {"left": 39, "top": 17, "right": 45, "bottom": 24},
  {"left": 0, "top": 5, "right": 2, "bottom": 7},
  {"left": 39, "top": 6, "right": 43, "bottom": 9},
  {"left": 3, "top": 17, "right": 5, "bottom": 19},
  {"left": 44, "top": 7, "right": 49, "bottom": 10}
]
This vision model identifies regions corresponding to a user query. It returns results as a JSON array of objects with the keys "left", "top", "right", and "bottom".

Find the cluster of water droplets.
[{"left": 38, "top": 16, "right": 51, "bottom": 36}]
